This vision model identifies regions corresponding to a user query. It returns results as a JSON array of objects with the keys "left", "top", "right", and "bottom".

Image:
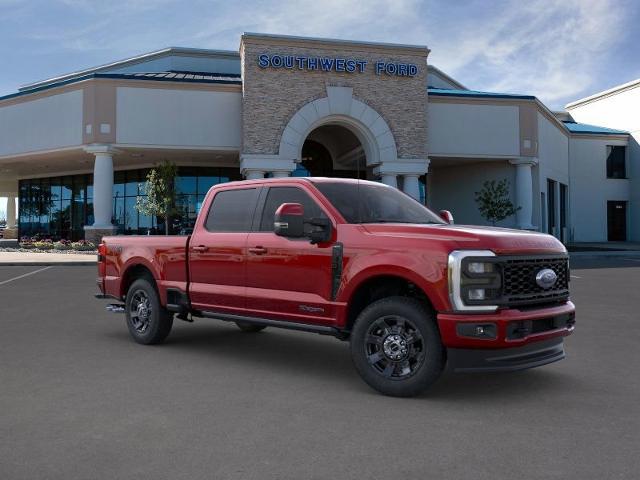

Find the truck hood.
[{"left": 361, "top": 223, "right": 567, "bottom": 255}]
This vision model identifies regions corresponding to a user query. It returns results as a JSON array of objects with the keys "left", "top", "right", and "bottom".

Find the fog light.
[
  {"left": 456, "top": 322, "right": 497, "bottom": 339},
  {"left": 468, "top": 288, "right": 486, "bottom": 300}
]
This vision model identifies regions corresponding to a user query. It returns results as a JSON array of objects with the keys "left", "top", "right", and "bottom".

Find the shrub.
[
  {"left": 71, "top": 240, "right": 96, "bottom": 251},
  {"left": 33, "top": 239, "right": 54, "bottom": 250},
  {"left": 54, "top": 240, "right": 72, "bottom": 250}
]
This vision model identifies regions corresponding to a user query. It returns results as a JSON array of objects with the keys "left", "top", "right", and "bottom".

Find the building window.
[
  {"left": 606, "top": 146, "right": 626, "bottom": 179},
  {"left": 559, "top": 183, "right": 567, "bottom": 230},
  {"left": 18, "top": 166, "right": 241, "bottom": 240},
  {"left": 547, "top": 179, "right": 556, "bottom": 235}
]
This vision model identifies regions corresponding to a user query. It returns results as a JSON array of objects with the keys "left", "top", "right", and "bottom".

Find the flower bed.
[{"left": 0, "top": 236, "right": 98, "bottom": 254}]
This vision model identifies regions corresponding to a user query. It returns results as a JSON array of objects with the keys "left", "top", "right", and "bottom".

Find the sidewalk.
[
  {"left": 0, "top": 251, "right": 97, "bottom": 266},
  {"left": 568, "top": 242, "right": 640, "bottom": 251},
  {"left": 568, "top": 242, "right": 640, "bottom": 258}
]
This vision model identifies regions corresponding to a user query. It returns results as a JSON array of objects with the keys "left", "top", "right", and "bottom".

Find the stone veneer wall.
[{"left": 240, "top": 36, "right": 429, "bottom": 161}]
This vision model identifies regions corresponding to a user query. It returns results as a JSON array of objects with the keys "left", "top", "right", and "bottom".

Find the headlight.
[{"left": 448, "top": 250, "right": 500, "bottom": 312}]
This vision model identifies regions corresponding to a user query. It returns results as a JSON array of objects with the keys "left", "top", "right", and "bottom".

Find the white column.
[
  {"left": 373, "top": 159, "right": 429, "bottom": 202},
  {"left": 509, "top": 158, "right": 538, "bottom": 230},
  {"left": 380, "top": 174, "right": 397, "bottom": 188},
  {"left": 240, "top": 154, "right": 295, "bottom": 180},
  {"left": 402, "top": 174, "right": 421, "bottom": 201},
  {"left": 84, "top": 145, "right": 118, "bottom": 235},
  {"left": 92, "top": 153, "right": 114, "bottom": 227},
  {"left": 6, "top": 195, "right": 16, "bottom": 229},
  {"left": 245, "top": 170, "right": 265, "bottom": 180}
]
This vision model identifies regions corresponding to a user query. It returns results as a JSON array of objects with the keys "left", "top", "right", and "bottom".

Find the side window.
[
  {"left": 259, "top": 187, "right": 326, "bottom": 231},
  {"left": 606, "top": 145, "right": 626, "bottom": 179},
  {"left": 205, "top": 188, "right": 259, "bottom": 232}
]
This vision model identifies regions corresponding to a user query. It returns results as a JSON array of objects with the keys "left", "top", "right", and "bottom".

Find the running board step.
[
  {"left": 106, "top": 303, "right": 125, "bottom": 313},
  {"left": 200, "top": 311, "right": 343, "bottom": 337}
]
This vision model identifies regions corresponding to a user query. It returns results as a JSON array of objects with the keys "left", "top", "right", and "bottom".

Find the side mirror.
[
  {"left": 274, "top": 203, "right": 305, "bottom": 238},
  {"left": 439, "top": 210, "right": 454, "bottom": 224},
  {"left": 307, "top": 217, "right": 332, "bottom": 245}
]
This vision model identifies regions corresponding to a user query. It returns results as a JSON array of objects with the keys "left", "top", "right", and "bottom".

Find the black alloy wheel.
[
  {"left": 350, "top": 296, "right": 445, "bottom": 397},
  {"left": 125, "top": 277, "right": 173, "bottom": 345}
]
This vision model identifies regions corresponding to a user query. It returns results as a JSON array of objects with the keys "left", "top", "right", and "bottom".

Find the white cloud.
[
  {"left": 424, "top": 0, "right": 630, "bottom": 107},
  {"left": 186, "top": 0, "right": 632, "bottom": 107},
  {"left": 5, "top": 0, "right": 634, "bottom": 109}
]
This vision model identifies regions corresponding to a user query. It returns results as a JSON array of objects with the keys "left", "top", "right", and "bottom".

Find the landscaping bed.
[{"left": 0, "top": 238, "right": 97, "bottom": 254}]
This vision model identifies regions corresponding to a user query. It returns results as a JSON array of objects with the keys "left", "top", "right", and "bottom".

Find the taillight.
[{"left": 98, "top": 243, "right": 107, "bottom": 277}]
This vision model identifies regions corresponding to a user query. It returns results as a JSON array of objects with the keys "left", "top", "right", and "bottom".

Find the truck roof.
[{"left": 214, "top": 177, "right": 386, "bottom": 188}]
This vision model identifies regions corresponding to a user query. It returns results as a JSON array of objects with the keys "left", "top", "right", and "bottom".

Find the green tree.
[
  {"left": 135, "top": 161, "right": 178, "bottom": 235},
  {"left": 474, "top": 179, "right": 520, "bottom": 226}
]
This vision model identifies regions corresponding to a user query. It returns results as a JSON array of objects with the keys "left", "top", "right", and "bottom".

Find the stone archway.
[
  {"left": 240, "top": 85, "right": 429, "bottom": 200},
  {"left": 278, "top": 86, "right": 398, "bottom": 168}
]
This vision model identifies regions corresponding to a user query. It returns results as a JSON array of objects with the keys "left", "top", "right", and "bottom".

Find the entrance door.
[{"left": 607, "top": 201, "right": 627, "bottom": 241}]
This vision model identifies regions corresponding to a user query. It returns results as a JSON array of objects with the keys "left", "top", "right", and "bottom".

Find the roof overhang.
[
  {"left": 19, "top": 47, "right": 240, "bottom": 93},
  {"left": 565, "top": 78, "right": 640, "bottom": 109}
]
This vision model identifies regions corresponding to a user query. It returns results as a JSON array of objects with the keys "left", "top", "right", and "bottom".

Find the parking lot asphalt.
[{"left": 1, "top": 258, "right": 639, "bottom": 480}]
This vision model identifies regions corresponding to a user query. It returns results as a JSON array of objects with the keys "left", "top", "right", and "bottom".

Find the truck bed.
[{"left": 100, "top": 235, "right": 190, "bottom": 303}]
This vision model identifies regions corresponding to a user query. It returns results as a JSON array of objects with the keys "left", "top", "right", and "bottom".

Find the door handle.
[
  {"left": 248, "top": 246, "right": 268, "bottom": 255},
  {"left": 192, "top": 245, "right": 208, "bottom": 253}
]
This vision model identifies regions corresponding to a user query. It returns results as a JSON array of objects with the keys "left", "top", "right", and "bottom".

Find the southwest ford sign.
[{"left": 257, "top": 54, "right": 418, "bottom": 77}]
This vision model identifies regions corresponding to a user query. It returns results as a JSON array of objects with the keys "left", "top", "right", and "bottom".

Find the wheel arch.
[
  {"left": 120, "top": 261, "right": 158, "bottom": 299},
  {"left": 341, "top": 270, "right": 438, "bottom": 332}
]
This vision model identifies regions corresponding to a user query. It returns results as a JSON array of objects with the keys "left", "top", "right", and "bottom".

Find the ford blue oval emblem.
[{"left": 535, "top": 268, "right": 558, "bottom": 289}]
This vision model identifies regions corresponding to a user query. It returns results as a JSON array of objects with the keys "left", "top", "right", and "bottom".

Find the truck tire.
[
  {"left": 350, "top": 296, "right": 445, "bottom": 397},
  {"left": 235, "top": 321, "right": 267, "bottom": 333},
  {"left": 125, "top": 277, "right": 173, "bottom": 345}
]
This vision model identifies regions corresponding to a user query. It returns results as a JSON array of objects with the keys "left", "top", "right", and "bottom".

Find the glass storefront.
[{"left": 19, "top": 166, "right": 241, "bottom": 240}]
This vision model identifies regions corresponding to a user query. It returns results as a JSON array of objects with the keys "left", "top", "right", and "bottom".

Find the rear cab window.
[{"left": 205, "top": 188, "right": 260, "bottom": 232}]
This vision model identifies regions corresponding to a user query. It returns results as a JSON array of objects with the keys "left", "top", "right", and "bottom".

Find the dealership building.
[{"left": 0, "top": 33, "right": 636, "bottom": 243}]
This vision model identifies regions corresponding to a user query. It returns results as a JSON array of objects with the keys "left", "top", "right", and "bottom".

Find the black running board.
[{"left": 200, "top": 311, "right": 343, "bottom": 337}]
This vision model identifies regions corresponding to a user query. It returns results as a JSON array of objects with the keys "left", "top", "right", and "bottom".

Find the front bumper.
[
  {"left": 447, "top": 337, "right": 565, "bottom": 373},
  {"left": 438, "top": 301, "right": 575, "bottom": 372},
  {"left": 437, "top": 301, "right": 575, "bottom": 349}
]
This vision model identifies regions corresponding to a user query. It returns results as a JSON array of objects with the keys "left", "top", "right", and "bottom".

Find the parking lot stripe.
[{"left": 0, "top": 266, "right": 52, "bottom": 286}]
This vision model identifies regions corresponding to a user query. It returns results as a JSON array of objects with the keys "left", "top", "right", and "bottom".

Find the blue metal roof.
[
  {"left": 428, "top": 87, "right": 535, "bottom": 100},
  {"left": 0, "top": 71, "right": 242, "bottom": 102},
  {"left": 118, "top": 71, "right": 241, "bottom": 82},
  {"left": 562, "top": 121, "right": 628, "bottom": 135}
]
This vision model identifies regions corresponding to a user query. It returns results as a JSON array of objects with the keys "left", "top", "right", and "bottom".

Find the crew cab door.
[
  {"left": 245, "top": 185, "right": 337, "bottom": 325},
  {"left": 188, "top": 186, "right": 260, "bottom": 313}
]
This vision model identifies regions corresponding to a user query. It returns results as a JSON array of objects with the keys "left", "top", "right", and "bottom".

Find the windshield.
[{"left": 312, "top": 181, "right": 446, "bottom": 225}]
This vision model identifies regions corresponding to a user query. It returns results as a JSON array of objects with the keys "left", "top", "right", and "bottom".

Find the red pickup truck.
[{"left": 96, "top": 177, "right": 575, "bottom": 397}]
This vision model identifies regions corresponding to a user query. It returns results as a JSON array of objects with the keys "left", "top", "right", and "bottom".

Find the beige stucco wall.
[
  {"left": 427, "top": 102, "right": 520, "bottom": 157},
  {"left": 116, "top": 86, "right": 242, "bottom": 148},
  {"left": 0, "top": 89, "right": 83, "bottom": 157},
  {"left": 240, "top": 35, "right": 429, "bottom": 160}
]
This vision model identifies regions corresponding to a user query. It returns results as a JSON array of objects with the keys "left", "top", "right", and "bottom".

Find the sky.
[{"left": 1, "top": 0, "right": 639, "bottom": 216}]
